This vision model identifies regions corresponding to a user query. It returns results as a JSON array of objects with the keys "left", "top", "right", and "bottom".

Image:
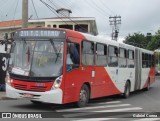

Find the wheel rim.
[{"left": 79, "top": 89, "right": 88, "bottom": 104}]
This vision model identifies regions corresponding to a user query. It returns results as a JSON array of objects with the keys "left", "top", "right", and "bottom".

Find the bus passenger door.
[
  {"left": 63, "top": 38, "right": 82, "bottom": 103},
  {"left": 81, "top": 41, "right": 96, "bottom": 98}
]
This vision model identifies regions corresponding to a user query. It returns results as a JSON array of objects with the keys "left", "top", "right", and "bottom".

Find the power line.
[
  {"left": 99, "top": 0, "right": 116, "bottom": 15},
  {"left": 31, "top": 0, "right": 39, "bottom": 19},
  {"left": 54, "top": 0, "right": 83, "bottom": 17},
  {"left": 45, "top": 0, "right": 89, "bottom": 33},
  {"left": 40, "top": 0, "right": 69, "bottom": 25},
  {"left": 109, "top": 16, "right": 121, "bottom": 41},
  {"left": 92, "top": 0, "right": 111, "bottom": 16},
  {"left": 85, "top": 0, "right": 109, "bottom": 19},
  {"left": 12, "top": 0, "right": 19, "bottom": 28}
]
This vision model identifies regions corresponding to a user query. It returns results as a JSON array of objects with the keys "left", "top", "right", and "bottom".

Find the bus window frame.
[
  {"left": 119, "top": 47, "right": 127, "bottom": 68},
  {"left": 66, "top": 39, "right": 80, "bottom": 72},
  {"left": 108, "top": 45, "right": 118, "bottom": 67},
  {"left": 95, "top": 42, "right": 107, "bottom": 67},
  {"left": 81, "top": 40, "right": 95, "bottom": 66},
  {"left": 127, "top": 49, "right": 135, "bottom": 68}
]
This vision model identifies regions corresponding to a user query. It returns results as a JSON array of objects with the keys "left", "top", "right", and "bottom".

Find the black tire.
[
  {"left": 123, "top": 81, "right": 130, "bottom": 98},
  {"left": 144, "top": 79, "right": 150, "bottom": 91},
  {"left": 76, "top": 85, "right": 89, "bottom": 108},
  {"left": 30, "top": 100, "right": 42, "bottom": 105}
]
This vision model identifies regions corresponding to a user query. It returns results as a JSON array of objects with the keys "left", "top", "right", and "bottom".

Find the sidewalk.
[{"left": 0, "top": 91, "right": 6, "bottom": 100}]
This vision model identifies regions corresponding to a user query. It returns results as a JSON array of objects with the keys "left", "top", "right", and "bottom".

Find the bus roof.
[{"left": 14, "top": 27, "right": 154, "bottom": 54}]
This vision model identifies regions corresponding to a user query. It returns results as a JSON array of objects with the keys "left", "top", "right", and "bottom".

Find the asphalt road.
[{"left": 1, "top": 77, "right": 160, "bottom": 121}]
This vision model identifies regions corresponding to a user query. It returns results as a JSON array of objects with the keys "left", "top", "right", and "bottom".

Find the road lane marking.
[
  {"left": 89, "top": 101, "right": 121, "bottom": 105},
  {"left": 57, "top": 104, "right": 131, "bottom": 112},
  {"left": 63, "top": 107, "right": 142, "bottom": 118},
  {"left": 93, "top": 107, "right": 142, "bottom": 112},
  {"left": 73, "top": 118, "right": 117, "bottom": 121}
]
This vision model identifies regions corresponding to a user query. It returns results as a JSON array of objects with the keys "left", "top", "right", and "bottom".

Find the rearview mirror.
[{"left": 5, "top": 42, "right": 7, "bottom": 52}]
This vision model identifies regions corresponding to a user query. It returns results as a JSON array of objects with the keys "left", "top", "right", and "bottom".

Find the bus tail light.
[{"left": 51, "top": 76, "right": 62, "bottom": 90}]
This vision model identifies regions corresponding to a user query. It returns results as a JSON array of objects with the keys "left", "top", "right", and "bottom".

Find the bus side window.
[
  {"left": 66, "top": 42, "right": 80, "bottom": 72},
  {"left": 96, "top": 43, "right": 107, "bottom": 66},
  {"left": 119, "top": 48, "right": 127, "bottom": 68},
  {"left": 82, "top": 41, "right": 94, "bottom": 66},
  {"left": 114, "top": 47, "right": 118, "bottom": 57},
  {"left": 142, "top": 53, "right": 149, "bottom": 68},
  {"left": 108, "top": 46, "right": 118, "bottom": 67},
  {"left": 128, "top": 50, "right": 134, "bottom": 68}
]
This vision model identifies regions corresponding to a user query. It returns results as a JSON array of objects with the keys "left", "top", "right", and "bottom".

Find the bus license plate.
[{"left": 23, "top": 93, "right": 33, "bottom": 98}]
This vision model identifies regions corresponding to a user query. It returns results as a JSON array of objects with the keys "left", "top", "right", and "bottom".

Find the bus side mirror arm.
[{"left": 5, "top": 42, "right": 8, "bottom": 51}]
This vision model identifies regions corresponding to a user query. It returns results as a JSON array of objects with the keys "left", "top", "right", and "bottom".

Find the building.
[{"left": 0, "top": 17, "right": 98, "bottom": 39}]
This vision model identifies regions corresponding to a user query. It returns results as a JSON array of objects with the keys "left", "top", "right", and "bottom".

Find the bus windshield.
[{"left": 9, "top": 39, "right": 64, "bottom": 77}]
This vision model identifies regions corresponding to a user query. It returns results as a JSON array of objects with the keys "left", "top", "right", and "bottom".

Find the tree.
[
  {"left": 123, "top": 32, "right": 148, "bottom": 49},
  {"left": 147, "top": 30, "right": 160, "bottom": 50}
]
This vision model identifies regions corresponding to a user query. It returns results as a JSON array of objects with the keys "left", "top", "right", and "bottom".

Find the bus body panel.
[
  {"left": 6, "top": 28, "right": 156, "bottom": 105},
  {"left": 140, "top": 49, "right": 155, "bottom": 89},
  {"left": 6, "top": 83, "right": 63, "bottom": 104},
  {"left": 105, "top": 67, "right": 122, "bottom": 94},
  {"left": 94, "top": 66, "right": 111, "bottom": 97}
]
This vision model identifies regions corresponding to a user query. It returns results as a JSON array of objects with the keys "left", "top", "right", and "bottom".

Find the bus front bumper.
[{"left": 6, "top": 84, "right": 63, "bottom": 104}]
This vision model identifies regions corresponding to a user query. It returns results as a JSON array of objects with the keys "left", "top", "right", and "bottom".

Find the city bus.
[{"left": 6, "top": 28, "right": 155, "bottom": 107}]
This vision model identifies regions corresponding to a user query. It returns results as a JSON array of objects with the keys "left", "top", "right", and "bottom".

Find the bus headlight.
[
  {"left": 51, "top": 76, "right": 62, "bottom": 90},
  {"left": 5, "top": 72, "right": 13, "bottom": 86}
]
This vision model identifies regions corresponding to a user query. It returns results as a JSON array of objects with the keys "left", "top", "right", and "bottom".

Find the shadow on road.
[{"left": 8, "top": 78, "right": 160, "bottom": 111}]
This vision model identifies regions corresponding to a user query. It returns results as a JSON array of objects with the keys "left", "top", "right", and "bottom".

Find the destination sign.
[{"left": 14, "top": 29, "right": 66, "bottom": 39}]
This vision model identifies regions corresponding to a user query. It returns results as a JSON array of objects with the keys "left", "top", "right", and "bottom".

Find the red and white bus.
[{"left": 6, "top": 28, "right": 155, "bottom": 107}]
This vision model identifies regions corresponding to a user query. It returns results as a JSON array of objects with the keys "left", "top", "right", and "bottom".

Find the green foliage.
[
  {"left": 124, "top": 30, "right": 160, "bottom": 51},
  {"left": 124, "top": 32, "right": 149, "bottom": 49},
  {"left": 124, "top": 29, "right": 160, "bottom": 65},
  {"left": 147, "top": 30, "right": 160, "bottom": 50}
]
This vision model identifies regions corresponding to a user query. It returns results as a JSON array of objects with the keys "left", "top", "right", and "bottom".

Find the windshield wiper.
[
  {"left": 55, "top": 46, "right": 62, "bottom": 63},
  {"left": 50, "top": 40, "right": 60, "bottom": 63}
]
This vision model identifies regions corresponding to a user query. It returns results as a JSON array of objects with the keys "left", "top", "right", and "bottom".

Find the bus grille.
[
  {"left": 14, "top": 84, "right": 27, "bottom": 90},
  {"left": 30, "top": 86, "right": 47, "bottom": 92},
  {"left": 13, "top": 84, "right": 48, "bottom": 92}
]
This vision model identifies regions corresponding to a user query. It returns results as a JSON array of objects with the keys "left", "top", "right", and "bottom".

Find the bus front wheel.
[
  {"left": 30, "top": 100, "right": 42, "bottom": 105},
  {"left": 76, "top": 85, "right": 89, "bottom": 108}
]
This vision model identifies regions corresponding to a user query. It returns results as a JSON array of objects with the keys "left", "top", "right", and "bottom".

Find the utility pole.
[
  {"left": 109, "top": 16, "right": 121, "bottom": 41},
  {"left": 22, "top": 0, "right": 28, "bottom": 28}
]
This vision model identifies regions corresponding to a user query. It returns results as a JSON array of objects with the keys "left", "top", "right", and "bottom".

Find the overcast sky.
[{"left": 0, "top": 0, "right": 160, "bottom": 41}]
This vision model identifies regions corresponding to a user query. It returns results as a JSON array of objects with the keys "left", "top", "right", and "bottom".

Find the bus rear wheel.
[
  {"left": 123, "top": 81, "right": 130, "bottom": 98},
  {"left": 76, "top": 85, "right": 89, "bottom": 108}
]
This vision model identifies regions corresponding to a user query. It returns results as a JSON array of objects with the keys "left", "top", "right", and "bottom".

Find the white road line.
[
  {"left": 56, "top": 104, "right": 131, "bottom": 112},
  {"left": 89, "top": 101, "right": 121, "bottom": 105},
  {"left": 73, "top": 118, "right": 117, "bottom": 121},
  {"left": 133, "top": 118, "right": 160, "bottom": 121},
  {"left": 106, "top": 101, "right": 121, "bottom": 104},
  {"left": 93, "top": 107, "right": 142, "bottom": 112}
]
